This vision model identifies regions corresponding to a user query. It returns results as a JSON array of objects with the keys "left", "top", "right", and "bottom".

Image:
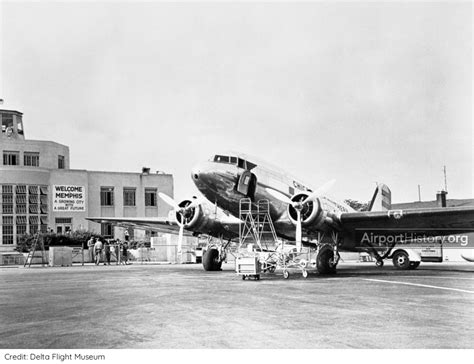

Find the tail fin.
[{"left": 368, "top": 183, "right": 391, "bottom": 212}]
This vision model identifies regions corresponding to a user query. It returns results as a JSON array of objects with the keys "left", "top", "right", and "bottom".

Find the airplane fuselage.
[{"left": 191, "top": 153, "right": 354, "bottom": 243}]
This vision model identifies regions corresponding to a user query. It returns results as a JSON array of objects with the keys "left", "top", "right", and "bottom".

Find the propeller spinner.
[{"left": 158, "top": 192, "right": 203, "bottom": 254}]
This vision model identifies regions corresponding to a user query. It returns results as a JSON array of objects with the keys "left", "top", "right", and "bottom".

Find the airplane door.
[{"left": 237, "top": 170, "right": 257, "bottom": 199}]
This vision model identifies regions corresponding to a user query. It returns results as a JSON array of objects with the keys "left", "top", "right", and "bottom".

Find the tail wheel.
[
  {"left": 202, "top": 249, "right": 222, "bottom": 271},
  {"left": 317, "top": 246, "right": 337, "bottom": 274},
  {"left": 392, "top": 251, "right": 410, "bottom": 270}
]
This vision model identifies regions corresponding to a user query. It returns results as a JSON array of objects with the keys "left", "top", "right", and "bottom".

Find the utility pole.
[
  {"left": 443, "top": 165, "right": 448, "bottom": 192},
  {"left": 418, "top": 184, "right": 421, "bottom": 202}
]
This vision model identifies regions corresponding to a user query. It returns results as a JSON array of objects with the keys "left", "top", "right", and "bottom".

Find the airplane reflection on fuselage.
[
  {"left": 191, "top": 159, "right": 243, "bottom": 216},
  {"left": 191, "top": 152, "right": 304, "bottom": 222}
]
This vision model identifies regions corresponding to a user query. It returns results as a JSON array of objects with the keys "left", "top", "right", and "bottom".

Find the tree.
[
  {"left": 344, "top": 199, "right": 369, "bottom": 212},
  {"left": 15, "top": 231, "right": 100, "bottom": 253}
]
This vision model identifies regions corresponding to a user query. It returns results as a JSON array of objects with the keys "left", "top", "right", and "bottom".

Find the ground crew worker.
[
  {"left": 87, "top": 236, "right": 95, "bottom": 264},
  {"left": 104, "top": 240, "right": 111, "bottom": 265},
  {"left": 94, "top": 238, "right": 103, "bottom": 265},
  {"left": 115, "top": 240, "right": 121, "bottom": 265},
  {"left": 122, "top": 241, "right": 128, "bottom": 265}
]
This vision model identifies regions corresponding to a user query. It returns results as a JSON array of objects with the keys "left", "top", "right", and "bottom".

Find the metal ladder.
[
  {"left": 239, "top": 198, "right": 278, "bottom": 251},
  {"left": 24, "top": 233, "right": 47, "bottom": 267}
]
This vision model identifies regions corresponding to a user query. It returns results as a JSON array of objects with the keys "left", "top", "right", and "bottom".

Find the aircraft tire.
[
  {"left": 316, "top": 246, "right": 337, "bottom": 275},
  {"left": 392, "top": 250, "right": 410, "bottom": 270},
  {"left": 202, "top": 248, "right": 222, "bottom": 271},
  {"left": 409, "top": 261, "right": 420, "bottom": 270}
]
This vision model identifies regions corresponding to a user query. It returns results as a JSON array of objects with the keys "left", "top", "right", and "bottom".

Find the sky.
[{"left": 0, "top": 1, "right": 472, "bottom": 204}]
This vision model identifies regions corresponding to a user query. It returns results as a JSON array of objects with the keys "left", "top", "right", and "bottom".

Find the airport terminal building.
[{"left": 0, "top": 108, "right": 173, "bottom": 252}]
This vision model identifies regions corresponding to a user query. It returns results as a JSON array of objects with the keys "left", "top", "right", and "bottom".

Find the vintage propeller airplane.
[{"left": 88, "top": 152, "right": 474, "bottom": 273}]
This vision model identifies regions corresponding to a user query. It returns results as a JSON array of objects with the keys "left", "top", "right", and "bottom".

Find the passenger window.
[{"left": 230, "top": 157, "right": 237, "bottom": 164}]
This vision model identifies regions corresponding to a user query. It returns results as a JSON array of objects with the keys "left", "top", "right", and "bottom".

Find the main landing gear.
[
  {"left": 202, "top": 236, "right": 230, "bottom": 271},
  {"left": 315, "top": 232, "right": 340, "bottom": 275}
]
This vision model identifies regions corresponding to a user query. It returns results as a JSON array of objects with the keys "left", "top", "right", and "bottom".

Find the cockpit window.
[
  {"left": 237, "top": 158, "right": 257, "bottom": 170},
  {"left": 237, "top": 158, "right": 246, "bottom": 169},
  {"left": 246, "top": 160, "right": 257, "bottom": 170},
  {"left": 214, "top": 155, "right": 230, "bottom": 163},
  {"left": 212, "top": 155, "right": 257, "bottom": 170},
  {"left": 213, "top": 155, "right": 240, "bottom": 165}
]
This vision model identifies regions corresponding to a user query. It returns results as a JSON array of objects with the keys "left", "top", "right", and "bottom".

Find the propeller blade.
[
  {"left": 266, "top": 188, "right": 293, "bottom": 205},
  {"left": 177, "top": 224, "right": 184, "bottom": 254},
  {"left": 158, "top": 192, "right": 181, "bottom": 210},
  {"left": 302, "top": 179, "right": 336, "bottom": 205},
  {"left": 295, "top": 209, "right": 302, "bottom": 252},
  {"left": 186, "top": 197, "right": 204, "bottom": 209}
]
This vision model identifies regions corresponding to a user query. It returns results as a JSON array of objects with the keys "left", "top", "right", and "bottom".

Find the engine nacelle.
[
  {"left": 287, "top": 192, "right": 324, "bottom": 228},
  {"left": 175, "top": 199, "right": 201, "bottom": 228},
  {"left": 175, "top": 199, "right": 236, "bottom": 237}
]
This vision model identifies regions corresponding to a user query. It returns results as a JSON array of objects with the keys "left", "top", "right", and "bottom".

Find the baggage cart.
[{"left": 235, "top": 256, "right": 261, "bottom": 280}]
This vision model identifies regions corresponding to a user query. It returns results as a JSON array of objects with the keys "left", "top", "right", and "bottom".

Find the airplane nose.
[
  {"left": 191, "top": 161, "right": 214, "bottom": 186},
  {"left": 191, "top": 163, "right": 201, "bottom": 181}
]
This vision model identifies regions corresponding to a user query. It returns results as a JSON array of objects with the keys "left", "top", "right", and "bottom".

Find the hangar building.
[{"left": 0, "top": 108, "right": 173, "bottom": 252}]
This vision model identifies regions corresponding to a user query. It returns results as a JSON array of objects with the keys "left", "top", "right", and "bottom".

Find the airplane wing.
[
  {"left": 86, "top": 217, "right": 195, "bottom": 237},
  {"left": 86, "top": 214, "right": 240, "bottom": 240},
  {"left": 339, "top": 206, "right": 474, "bottom": 240}
]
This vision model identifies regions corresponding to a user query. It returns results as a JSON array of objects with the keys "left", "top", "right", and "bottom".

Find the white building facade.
[{"left": 0, "top": 108, "right": 173, "bottom": 252}]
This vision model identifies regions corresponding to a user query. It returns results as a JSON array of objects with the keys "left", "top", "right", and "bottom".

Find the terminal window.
[
  {"left": 58, "top": 155, "right": 65, "bottom": 169},
  {"left": 2, "top": 185, "right": 13, "bottom": 194},
  {"left": 16, "top": 185, "right": 27, "bottom": 194},
  {"left": 101, "top": 223, "right": 113, "bottom": 237},
  {"left": 17, "top": 119, "right": 24, "bottom": 135},
  {"left": 2, "top": 216, "right": 14, "bottom": 245},
  {"left": 16, "top": 216, "right": 27, "bottom": 236},
  {"left": 145, "top": 188, "right": 157, "bottom": 207},
  {"left": 29, "top": 216, "right": 39, "bottom": 235},
  {"left": 123, "top": 188, "right": 136, "bottom": 206},
  {"left": 100, "top": 187, "right": 114, "bottom": 206},
  {"left": 2, "top": 185, "right": 13, "bottom": 214},
  {"left": 1, "top": 114, "right": 13, "bottom": 132},
  {"left": 3, "top": 151, "right": 19, "bottom": 165},
  {"left": 16, "top": 204, "right": 27, "bottom": 214},
  {"left": 24, "top": 152, "right": 39, "bottom": 167},
  {"left": 29, "top": 194, "right": 39, "bottom": 204},
  {"left": 16, "top": 194, "right": 27, "bottom": 205}
]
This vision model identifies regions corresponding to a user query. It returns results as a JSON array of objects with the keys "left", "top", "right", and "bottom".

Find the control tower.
[{"left": 1, "top": 109, "right": 25, "bottom": 141}]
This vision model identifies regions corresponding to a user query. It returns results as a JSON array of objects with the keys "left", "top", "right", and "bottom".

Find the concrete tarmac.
[{"left": 0, "top": 261, "right": 473, "bottom": 349}]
